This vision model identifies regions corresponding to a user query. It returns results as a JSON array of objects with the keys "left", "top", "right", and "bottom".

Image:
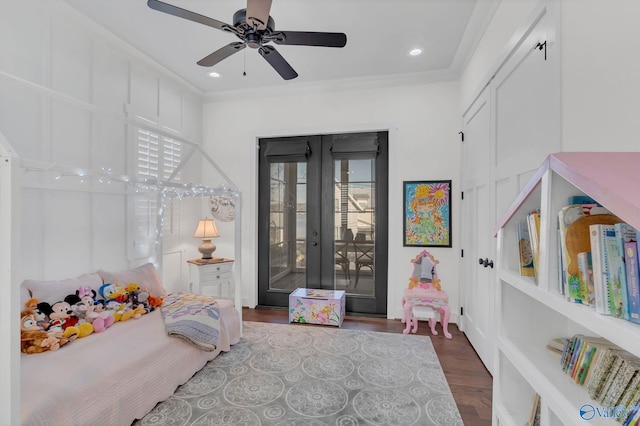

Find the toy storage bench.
[{"left": 289, "top": 288, "right": 346, "bottom": 327}]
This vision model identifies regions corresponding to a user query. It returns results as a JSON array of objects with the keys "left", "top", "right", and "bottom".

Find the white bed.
[{"left": 20, "top": 265, "right": 241, "bottom": 426}]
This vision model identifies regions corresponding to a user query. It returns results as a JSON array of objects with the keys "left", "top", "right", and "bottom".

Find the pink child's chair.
[{"left": 401, "top": 250, "right": 452, "bottom": 339}]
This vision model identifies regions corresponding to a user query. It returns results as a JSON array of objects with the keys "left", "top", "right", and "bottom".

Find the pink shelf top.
[{"left": 494, "top": 152, "right": 640, "bottom": 235}]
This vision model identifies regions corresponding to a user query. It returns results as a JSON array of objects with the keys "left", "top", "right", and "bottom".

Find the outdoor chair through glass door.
[{"left": 257, "top": 132, "right": 388, "bottom": 315}]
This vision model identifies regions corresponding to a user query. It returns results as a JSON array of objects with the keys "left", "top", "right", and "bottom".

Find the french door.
[{"left": 257, "top": 132, "right": 388, "bottom": 315}]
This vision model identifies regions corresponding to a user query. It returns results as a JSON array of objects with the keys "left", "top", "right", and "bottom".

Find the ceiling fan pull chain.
[{"left": 243, "top": 50, "right": 247, "bottom": 76}]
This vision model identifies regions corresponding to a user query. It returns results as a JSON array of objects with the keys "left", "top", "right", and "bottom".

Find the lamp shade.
[{"left": 193, "top": 219, "right": 220, "bottom": 239}]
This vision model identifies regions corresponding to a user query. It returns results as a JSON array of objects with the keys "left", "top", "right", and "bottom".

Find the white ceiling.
[{"left": 61, "top": 0, "right": 497, "bottom": 95}]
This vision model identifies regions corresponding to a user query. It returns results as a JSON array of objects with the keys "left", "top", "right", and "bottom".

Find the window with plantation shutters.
[
  {"left": 129, "top": 127, "right": 183, "bottom": 260},
  {"left": 136, "top": 128, "right": 182, "bottom": 182}
]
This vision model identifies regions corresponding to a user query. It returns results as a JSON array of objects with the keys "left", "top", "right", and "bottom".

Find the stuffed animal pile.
[{"left": 20, "top": 283, "right": 164, "bottom": 354}]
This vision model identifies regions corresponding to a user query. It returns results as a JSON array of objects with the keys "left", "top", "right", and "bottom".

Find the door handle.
[
  {"left": 478, "top": 258, "right": 484, "bottom": 265},
  {"left": 481, "top": 258, "right": 494, "bottom": 268},
  {"left": 312, "top": 242, "right": 318, "bottom": 246}
]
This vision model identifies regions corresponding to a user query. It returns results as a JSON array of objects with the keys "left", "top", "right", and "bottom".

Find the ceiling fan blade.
[
  {"left": 147, "top": 0, "right": 230, "bottom": 32},
  {"left": 246, "top": 0, "right": 272, "bottom": 30},
  {"left": 197, "top": 42, "right": 246, "bottom": 67},
  {"left": 272, "top": 31, "right": 347, "bottom": 48},
  {"left": 259, "top": 45, "right": 298, "bottom": 80}
]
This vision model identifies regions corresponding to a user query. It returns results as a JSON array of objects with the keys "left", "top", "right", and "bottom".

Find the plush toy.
[
  {"left": 129, "top": 290, "right": 151, "bottom": 314},
  {"left": 147, "top": 295, "right": 164, "bottom": 309},
  {"left": 66, "top": 288, "right": 115, "bottom": 333},
  {"left": 38, "top": 300, "right": 94, "bottom": 339},
  {"left": 101, "top": 299, "right": 135, "bottom": 322},
  {"left": 98, "top": 283, "right": 128, "bottom": 303},
  {"left": 25, "top": 298, "right": 51, "bottom": 331},
  {"left": 114, "top": 303, "right": 136, "bottom": 322},
  {"left": 130, "top": 303, "right": 146, "bottom": 319},
  {"left": 90, "top": 301, "right": 116, "bottom": 332},
  {"left": 125, "top": 283, "right": 141, "bottom": 293},
  {"left": 103, "top": 301, "right": 124, "bottom": 322},
  {"left": 21, "top": 308, "right": 71, "bottom": 354}
]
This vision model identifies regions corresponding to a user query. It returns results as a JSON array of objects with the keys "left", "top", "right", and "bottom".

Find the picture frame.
[{"left": 403, "top": 180, "right": 452, "bottom": 247}]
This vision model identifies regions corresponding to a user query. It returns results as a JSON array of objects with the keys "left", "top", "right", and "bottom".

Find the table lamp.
[{"left": 193, "top": 218, "right": 220, "bottom": 259}]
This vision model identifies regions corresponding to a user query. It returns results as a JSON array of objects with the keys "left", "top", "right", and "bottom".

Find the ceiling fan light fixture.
[
  {"left": 147, "top": 0, "right": 347, "bottom": 81},
  {"left": 208, "top": 71, "right": 221, "bottom": 78},
  {"left": 409, "top": 48, "right": 423, "bottom": 57}
]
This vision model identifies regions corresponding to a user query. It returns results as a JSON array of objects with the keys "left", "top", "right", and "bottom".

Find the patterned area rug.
[{"left": 135, "top": 321, "right": 463, "bottom": 425}]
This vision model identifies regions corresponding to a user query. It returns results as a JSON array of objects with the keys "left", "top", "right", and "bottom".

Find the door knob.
[
  {"left": 312, "top": 242, "right": 318, "bottom": 246},
  {"left": 478, "top": 258, "right": 484, "bottom": 265},
  {"left": 481, "top": 258, "right": 494, "bottom": 268}
]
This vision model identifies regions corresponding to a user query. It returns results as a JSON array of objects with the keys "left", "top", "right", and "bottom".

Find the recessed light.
[
  {"left": 208, "top": 71, "right": 221, "bottom": 78},
  {"left": 409, "top": 48, "right": 423, "bottom": 57}
]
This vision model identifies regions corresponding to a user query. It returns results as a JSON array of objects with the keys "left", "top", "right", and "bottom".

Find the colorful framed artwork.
[{"left": 403, "top": 180, "right": 452, "bottom": 247}]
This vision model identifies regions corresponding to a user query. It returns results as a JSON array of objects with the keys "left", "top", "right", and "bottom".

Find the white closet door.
[
  {"left": 460, "top": 86, "right": 495, "bottom": 373},
  {"left": 460, "top": 2, "right": 561, "bottom": 374},
  {"left": 492, "top": 2, "right": 561, "bottom": 220}
]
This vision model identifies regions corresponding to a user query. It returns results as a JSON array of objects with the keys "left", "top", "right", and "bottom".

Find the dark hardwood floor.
[{"left": 242, "top": 307, "right": 493, "bottom": 425}]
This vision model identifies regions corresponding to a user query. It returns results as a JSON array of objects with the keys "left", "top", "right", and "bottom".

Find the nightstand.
[{"left": 187, "top": 258, "right": 234, "bottom": 300}]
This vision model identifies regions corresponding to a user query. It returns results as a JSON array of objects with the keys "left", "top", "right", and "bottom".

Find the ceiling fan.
[{"left": 147, "top": 0, "right": 347, "bottom": 80}]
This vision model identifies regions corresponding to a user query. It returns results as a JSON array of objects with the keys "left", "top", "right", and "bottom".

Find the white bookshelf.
[{"left": 493, "top": 153, "right": 640, "bottom": 425}]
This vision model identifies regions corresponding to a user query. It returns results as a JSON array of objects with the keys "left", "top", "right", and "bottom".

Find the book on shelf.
[
  {"left": 591, "top": 224, "right": 618, "bottom": 315},
  {"left": 600, "top": 354, "right": 639, "bottom": 407},
  {"left": 546, "top": 337, "right": 567, "bottom": 356},
  {"left": 557, "top": 204, "right": 621, "bottom": 304},
  {"left": 527, "top": 210, "right": 541, "bottom": 283},
  {"left": 577, "top": 252, "right": 595, "bottom": 307},
  {"left": 604, "top": 223, "right": 635, "bottom": 319},
  {"left": 557, "top": 228, "right": 565, "bottom": 295},
  {"left": 561, "top": 335, "right": 576, "bottom": 370},
  {"left": 526, "top": 393, "right": 541, "bottom": 426},
  {"left": 581, "top": 342, "right": 616, "bottom": 387},
  {"left": 563, "top": 335, "right": 614, "bottom": 382},
  {"left": 517, "top": 220, "right": 535, "bottom": 277},
  {"left": 575, "top": 343, "right": 601, "bottom": 385},
  {"left": 620, "top": 382, "right": 640, "bottom": 425},
  {"left": 567, "top": 195, "right": 599, "bottom": 206},
  {"left": 568, "top": 338, "right": 588, "bottom": 377},
  {"left": 622, "top": 403, "right": 640, "bottom": 426},
  {"left": 618, "top": 370, "right": 640, "bottom": 411},
  {"left": 571, "top": 340, "right": 591, "bottom": 379},
  {"left": 586, "top": 347, "right": 621, "bottom": 398},
  {"left": 595, "top": 352, "right": 626, "bottom": 403},
  {"left": 625, "top": 240, "right": 640, "bottom": 323}
]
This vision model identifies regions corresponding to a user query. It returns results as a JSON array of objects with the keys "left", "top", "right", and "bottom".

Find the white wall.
[
  {"left": 0, "top": 0, "right": 205, "bottom": 285},
  {"left": 462, "top": 0, "right": 640, "bottom": 154},
  {"left": 0, "top": 3, "right": 204, "bottom": 421},
  {"left": 460, "top": 0, "right": 540, "bottom": 108},
  {"left": 560, "top": 0, "right": 640, "bottom": 152},
  {"left": 203, "top": 81, "right": 462, "bottom": 320}
]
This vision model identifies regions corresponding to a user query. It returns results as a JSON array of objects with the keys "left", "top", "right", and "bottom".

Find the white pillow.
[
  {"left": 21, "top": 273, "right": 103, "bottom": 305},
  {"left": 97, "top": 263, "right": 166, "bottom": 297}
]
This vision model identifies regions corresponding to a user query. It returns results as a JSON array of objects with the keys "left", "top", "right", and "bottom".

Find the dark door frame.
[{"left": 257, "top": 131, "right": 388, "bottom": 316}]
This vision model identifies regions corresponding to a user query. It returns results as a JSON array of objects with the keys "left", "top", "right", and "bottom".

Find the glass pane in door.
[
  {"left": 334, "top": 158, "right": 375, "bottom": 296},
  {"left": 268, "top": 162, "right": 307, "bottom": 292}
]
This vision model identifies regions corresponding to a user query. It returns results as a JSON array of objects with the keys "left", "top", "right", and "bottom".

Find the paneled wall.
[
  {"left": 0, "top": 0, "right": 204, "bottom": 286},
  {"left": 203, "top": 82, "right": 462, "bottom": 318}
]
